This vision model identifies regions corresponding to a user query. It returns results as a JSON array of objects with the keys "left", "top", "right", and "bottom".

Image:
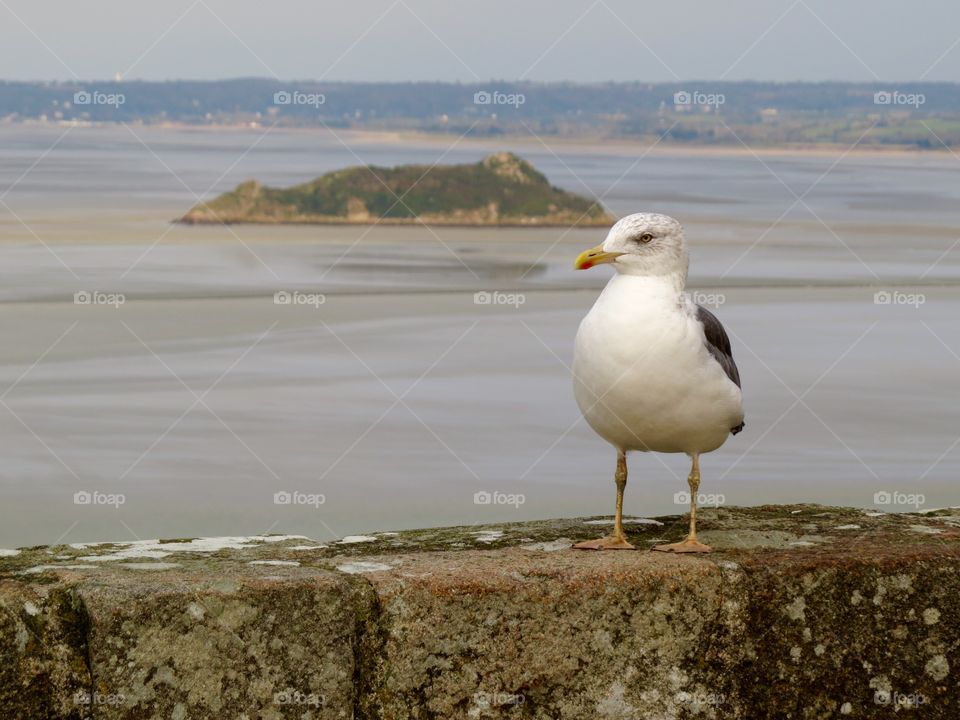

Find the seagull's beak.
[{"left": 574, "top": 244, "right": 622, "bottom": 270}]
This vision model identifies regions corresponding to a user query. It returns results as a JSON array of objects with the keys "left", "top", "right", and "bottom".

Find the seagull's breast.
[{"left": 573, "top": 274, "right": 743, "bottom": 454}]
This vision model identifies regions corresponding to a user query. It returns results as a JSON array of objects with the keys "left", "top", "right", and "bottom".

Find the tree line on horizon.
[{"left": 1, "top": 79, "right": 956, "bottom": 147}]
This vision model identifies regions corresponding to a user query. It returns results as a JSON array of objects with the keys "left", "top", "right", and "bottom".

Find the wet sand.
[
  {"left": 1, "top": 282, "right": 958, "bottom": 547},
  {"left": 0, "top": 126, "right": 957, "bottom": 546}
]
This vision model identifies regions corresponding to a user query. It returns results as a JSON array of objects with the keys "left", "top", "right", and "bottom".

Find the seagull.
[{"left": 570, "top": 213, "right": 744, "bottom": 553}]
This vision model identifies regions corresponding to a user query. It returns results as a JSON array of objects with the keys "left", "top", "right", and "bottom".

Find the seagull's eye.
[{"left": 637, "top": 233, "right": 654, "bottom": 244}]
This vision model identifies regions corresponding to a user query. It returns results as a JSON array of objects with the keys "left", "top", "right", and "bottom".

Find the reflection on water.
[{"left": 0, "top": 126, "right": 957, "bottom": 546}]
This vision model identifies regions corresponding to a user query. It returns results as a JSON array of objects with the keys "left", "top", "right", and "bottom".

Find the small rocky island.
[{"left": 180, "top": 152, "right": 614, "bottom": 227}]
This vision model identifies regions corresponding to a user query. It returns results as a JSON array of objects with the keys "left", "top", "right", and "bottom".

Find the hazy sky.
[{"left": 1, "top": 0, "right": 957, "bottom": 82}]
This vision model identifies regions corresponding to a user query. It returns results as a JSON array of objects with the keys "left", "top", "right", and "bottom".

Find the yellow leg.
[
  {"left": 573, "top": 450, "right": 635, "bottom": 550},
  {"left": 653, "top": 453, "right": 712, "bottom": 553},
  {"left": 612, "top": 450, "right": 628, "bottom": 542},
  {"left": 688, "top": 453, "right": 700, "bottom": 541}
]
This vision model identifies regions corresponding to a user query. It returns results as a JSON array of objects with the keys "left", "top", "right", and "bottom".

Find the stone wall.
[{"left": 1, "top": 505, "right": 958, "bottom": 719}]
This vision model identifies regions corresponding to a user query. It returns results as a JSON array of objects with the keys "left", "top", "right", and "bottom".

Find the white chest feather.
[{"left": 573, "top": 274, "right": 743, "bottom": 454}]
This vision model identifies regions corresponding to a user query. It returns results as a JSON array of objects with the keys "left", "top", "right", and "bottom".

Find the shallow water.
[{"left": 0, "top": 126, "right": 957, "bottom": 546}]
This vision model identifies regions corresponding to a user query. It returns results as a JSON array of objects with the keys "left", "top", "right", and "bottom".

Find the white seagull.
[{"left": 571, "top": 213, "right": 744, "bottom": 553}]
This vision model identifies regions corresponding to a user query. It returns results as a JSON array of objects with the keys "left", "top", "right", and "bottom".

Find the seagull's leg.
[
  {"left": 573, "top": 450, "right": 635, "bottom": 550},
  {"left": 612, "top": 450, "right": 629, "bottom": 543},
  {"left": 687, "top": 453, "right": 701, "bottom": 541},
  {"left": 653, "top": 453, "right": 713, "bottom": 553}
]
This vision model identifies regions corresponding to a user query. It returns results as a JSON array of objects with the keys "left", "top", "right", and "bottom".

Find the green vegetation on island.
[{"left": 179, "top": 152, "right": 614, "bottom": 227}]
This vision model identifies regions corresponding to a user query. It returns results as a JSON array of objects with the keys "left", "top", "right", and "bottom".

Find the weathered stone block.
[{"left": 1, "top": 506, "right": 958, "bottom": 719}]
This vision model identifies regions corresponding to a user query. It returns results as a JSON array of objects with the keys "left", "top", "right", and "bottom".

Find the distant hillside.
[
  {"left": 3, "top": 79, "right": 959, "bottom": 148},
  {"left": 180, "top": 152, "right": 614, "bottom": 227}
]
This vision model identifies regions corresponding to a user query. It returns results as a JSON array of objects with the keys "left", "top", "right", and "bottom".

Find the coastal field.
[{"left": 0, "top": 125, "right": 956, "bottom": 546}]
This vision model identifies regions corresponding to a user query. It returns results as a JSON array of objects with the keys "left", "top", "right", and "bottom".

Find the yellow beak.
[{"left": 574, "top": 244, "right": 622, "bottom": 270}]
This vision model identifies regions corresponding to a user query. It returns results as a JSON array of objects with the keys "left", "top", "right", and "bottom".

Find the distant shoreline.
[
  {"left": 351, "top": 129, "right": 947, "bottom": 159},
  {"left": 2, "top": 120, "right": 952, "bottom": 159},
  {"left": 177, "top": 216, "right": 612, "bottom": 228}
]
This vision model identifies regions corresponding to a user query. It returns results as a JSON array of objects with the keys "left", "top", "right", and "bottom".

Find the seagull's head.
[{"left": 574, "top": 213, "right": 688, "bottom": 278}]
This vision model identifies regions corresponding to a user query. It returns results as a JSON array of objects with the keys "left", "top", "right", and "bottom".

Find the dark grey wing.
[{"left": 696, "top": 305, "right": 745, "bottom": 434}]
